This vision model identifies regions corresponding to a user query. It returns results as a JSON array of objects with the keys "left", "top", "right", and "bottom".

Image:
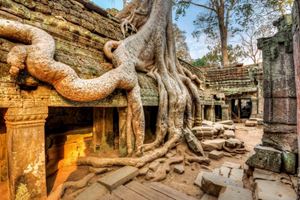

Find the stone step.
[
  {"left": 75, "top": 183, "right": 108, "bottom": 200},
  {"left": 98, "top": 166, "right": 139, "bottom": 191},
  {"left": 218, "top": 186, "right": 252, "bottom": 200}
]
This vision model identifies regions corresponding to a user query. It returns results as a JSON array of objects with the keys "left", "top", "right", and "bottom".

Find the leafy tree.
[
  {"left": 193, "top": 44, "right": 244, "bottom": 67},
  {"left": 173, "top": 24, "right": 192, "bottom": 63},
  {"left": 175, "top": 0, "right": 254, "bottom": 67}
]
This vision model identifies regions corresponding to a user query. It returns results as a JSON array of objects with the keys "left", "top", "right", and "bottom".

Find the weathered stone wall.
[
  {"left": 292, "top": 0, "right": 300, "bottom": 178},
  {"left": 258, "top": 16, "right": 297, "bottom": 154},
  {"left": 0, "top": 109, "right": 7, "bottom": 182},
  {"left": 247, "top": 14, "right": 298, "bottom": 175},
  {"left": 0, "top": 0, "right": 159, "bottom": 108}
]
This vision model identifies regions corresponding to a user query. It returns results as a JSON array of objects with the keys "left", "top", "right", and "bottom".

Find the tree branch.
[{"left": 178, "top": 0, "right": 217, "bottom": 13}]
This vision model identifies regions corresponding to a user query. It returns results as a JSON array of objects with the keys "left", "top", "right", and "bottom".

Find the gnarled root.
[{"left": 47, "top": 173, "right": 95, "bottom": 200}]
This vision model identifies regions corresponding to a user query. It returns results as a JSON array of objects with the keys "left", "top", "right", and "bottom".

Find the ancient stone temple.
[
  {"left": 201, "top": 64, "right": 263, "bottom": 122},
  {"left": 247, "top": 15, "right": 298, "bottom": 174},
  {"left": 0, "top": 0, "right": 228, "bottom": 199}
]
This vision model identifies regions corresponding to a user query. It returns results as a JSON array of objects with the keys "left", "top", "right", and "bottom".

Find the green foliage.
[{"left": 193, "top": 44, "right": 245, "bottom": 67}]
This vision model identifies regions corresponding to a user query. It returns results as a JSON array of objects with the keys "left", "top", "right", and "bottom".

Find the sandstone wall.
[
  {"left": 0, "top": 0, "right": 159, "bottom": 108},
  {"left": 0, "top": 109, "right": 7, "bottom": 182},
  {"left": 258, "top": 15, "right": 297, "bottom": 153}
]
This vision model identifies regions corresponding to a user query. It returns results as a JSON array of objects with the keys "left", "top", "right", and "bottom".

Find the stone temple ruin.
[{"left": 0, "top": 0, "right": 299, "bottom": 200}]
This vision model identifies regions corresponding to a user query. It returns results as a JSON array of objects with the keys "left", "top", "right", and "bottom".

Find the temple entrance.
[
  {"left": 215, "top": 105, "right": 222, "bottom": 121},
  {"left": 231, "top": 99, "right": 252, "bottom": 122}
]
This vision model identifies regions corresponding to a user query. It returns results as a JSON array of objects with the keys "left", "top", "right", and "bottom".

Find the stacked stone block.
[{"left": 248, "top": 15, "right": 297, "bottom": 174}]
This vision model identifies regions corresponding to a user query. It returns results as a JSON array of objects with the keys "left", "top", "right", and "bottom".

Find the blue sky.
[{"left": 92, "top": 1, "right": 214, "bottom": 60}]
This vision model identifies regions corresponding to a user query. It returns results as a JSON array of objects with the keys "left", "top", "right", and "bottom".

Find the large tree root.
[
  {"left": 47, "top": 173, "right": 95, "bottom": 200},
  {"left": 0, "top": 0, "right": 206, "bottom": 180}
]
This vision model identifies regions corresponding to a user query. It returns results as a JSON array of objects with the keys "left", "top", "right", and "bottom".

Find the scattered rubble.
[
  {"left": 245, "top": 119, "right": 258, "bottom": 127},
  {"left": 223, "top": 130, "right": 235, "bottom": 139}
]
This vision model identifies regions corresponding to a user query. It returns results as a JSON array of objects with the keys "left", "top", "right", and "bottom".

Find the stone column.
[
  {"left": 208, "top": 105, "right": 215, "bottom": 122},
  {"left": 221, "top": 105, "right": 230, "bottom": 121},
  {"left": 93, "top": 108, "right": 114, "bottom": 152},
  {"left": 5, "top": 107, "right": 48, "bottom": 200},
  {"left": 250, "top": 97, "right": 258, "bottom": 118}
]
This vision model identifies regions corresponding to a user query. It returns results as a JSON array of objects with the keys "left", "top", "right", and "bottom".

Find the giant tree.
[
  {"left": 0, "top": 0, "right": 207, "bottom": 176},
  {"left": 176, "top": 0, "right": 254, "bottom": 67}
]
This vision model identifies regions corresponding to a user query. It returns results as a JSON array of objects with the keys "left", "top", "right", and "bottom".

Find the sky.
[{"left": 92, "top": 0, "right": 209, "bottom": 60}]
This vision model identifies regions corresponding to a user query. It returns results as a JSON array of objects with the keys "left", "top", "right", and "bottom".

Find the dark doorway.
[{"left": 215, "top": 105, "right": 222, "bottom": 121}]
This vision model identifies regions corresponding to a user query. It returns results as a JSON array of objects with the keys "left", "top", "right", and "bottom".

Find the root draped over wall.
[{"left": 0, "top": 0, "right": 203, "bottom": 168}]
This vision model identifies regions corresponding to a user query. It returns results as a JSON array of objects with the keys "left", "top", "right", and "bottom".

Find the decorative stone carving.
[{"left": 5, "top": 107, "right": 48, "bottom": 200}]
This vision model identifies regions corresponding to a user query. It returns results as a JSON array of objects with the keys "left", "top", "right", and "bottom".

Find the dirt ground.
[
  {"left": 153, "top": 123, "right": 263, "bottom": 198},
  {"left": 0, "top": 123, "right": 263, "bottom": 199}
]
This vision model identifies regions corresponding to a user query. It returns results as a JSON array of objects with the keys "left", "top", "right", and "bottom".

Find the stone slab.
[
  {"left": 75, "top": 183, "right": 108, "bottom": 200},
  {"left": 255, "top": 180, "right": 297, "bottom": 200},
  {"left": 245, "top": 120, "right": 258, "bottom": 127},
  {"left": 218, "top": 186, "right": 252, "bottom": 200},
  {"left": 222, "top": 162, "right": 241, "bottom": 169},
  {"left": 201, "top": 139, "right": 226, "bottom": 151},
  {"left": 223, "top": 130, "right": 235, "bottom": 139},
  {"left": 229, "top": 168, "right": 244, "bottom": 182},
  {"left": 246, "top": 145, "right": 282, "bottom": 173},
  {"left": 219, "top": 166, "right": 230, "bottom": 178},
  {"left": 208, "top": 150, "right": 224, "bottom": 160},
  {"left": 98, "top": 166, "right": 139, "bottom": 190},
  {"left": 200, "top": 172, "right": 243, "bottom": 197}
]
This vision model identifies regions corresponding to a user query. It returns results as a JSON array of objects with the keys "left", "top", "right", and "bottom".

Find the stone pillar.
[
  {"left": 4, "top": 107, "right": 48, "bottom": 200},
  {"left": 221, "top": 105, "right": 230, "bottom": 121},
  {"left": 93, "top": 107, "right": 114, "bottom": 152},
  {"left": 118, "top": 107, "right": 127, "bottom": 157},
  {"left": 248, "top": 16, "right": 297, "bottom": 174},
  {"left": 250, "top": 97, "right": 258, "bottom": 118},
  {"left": 208, "top": 105, "right": 215, "bottom": 122}
]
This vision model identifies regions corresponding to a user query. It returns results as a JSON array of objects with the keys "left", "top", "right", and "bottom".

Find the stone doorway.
[{"left": 231, "top": 99, "right": 252, "bottom": 121}]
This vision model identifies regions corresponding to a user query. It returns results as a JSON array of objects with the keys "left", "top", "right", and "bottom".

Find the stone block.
[
  {"left": 208, "top": 150, "right": 224, "bottom": 160},
  {"left": 264, "top": 75, "right": 296, "bottom": 98},
  {"left": 219, "top": 166, "right": 230, "bottom": 178},
  {"left": 252, "top": 168, "right": 290, "bottom": 182},
  {"left": 75, "top": 183, "right": 108, "bottom": 200},
  {"left": 98, "top": 166, "right": 139, "bottom": 191},
  {"left": 194, "top": 172, "right": 203, "bottom": 187},
  {"left": 218, "top": 120, "right": 234, "bottom": 125},
  {"left": 246, "top": 145, "right": 282, "bottom": 173},
  {"left": 255, "top": 180, "right": 297, "bottom": 200},
  {"left": 222, "top": 162, "right": 241, "bottom": 169},
  {"left": 201, "top": 139, "right": 226, "bottom": 151},
  {"left": 245, "top": 120, "right": 257, "bottom": 127},
  {"left": 200, "top": 172, "right": 243, "bottom": 197},
  {"left": 282, "top": 151, "right": 297, "bottom": 174},
  {"left": 229, "top": 168, "right": 244, "bottom": 182},
  {"left": 173, "top": 164, "right": 185, "bottom": 174},
  {"left": 264, "top": 98, "right": 297, "bottom": 125},
  {"left": 218, "top": 186, "right": 252, "bottom": 200},
  {"left": 223, "top": 130, "right": 235, "bottom": 139},
  {"left": 262, "top": 131, "right": 298, "bottom": 153},
  {"left": 225, "top": 138, "right": 243, "bottom": 149}
]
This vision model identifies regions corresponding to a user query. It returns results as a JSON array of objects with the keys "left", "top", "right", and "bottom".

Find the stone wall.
[
  {"left": 247, "top": 15, "right": 298, "bottom": 175},
  {"left": 0, "top": 109, "right": 7, "bottom": 182},
  {"left": 258, "top": 16, "right": 297, "bottom": 154},
  {"left": 0, "top": 0, "right": 159, "bottom": 108},
  {"left": 293, "top": 0, "right": 300, "bottom": 174}
]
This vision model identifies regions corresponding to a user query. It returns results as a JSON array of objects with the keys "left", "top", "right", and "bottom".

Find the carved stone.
[{"left": 4, "top": 107, "right": 48, "bottom": 200}]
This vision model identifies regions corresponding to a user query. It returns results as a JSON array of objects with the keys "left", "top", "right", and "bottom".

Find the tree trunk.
[
  {"left": 217, "top": 3, "right": 229, "bottom": 67},
  {"left": 0, "top": 0, "right": 204, "bottom": 173}
]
